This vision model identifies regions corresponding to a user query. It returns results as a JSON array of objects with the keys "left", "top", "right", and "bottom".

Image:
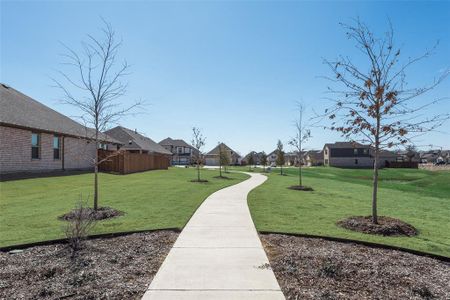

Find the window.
[
  {"left": 53, "top": 135, "right": 61, "bottom": 159},
  {"left": 177, "top": 147, "right": 183, "bottom": 153},
  {"left": 31, "top": 133, "right": 40, "bottom": 159},
  {"left": 325, "top": 149, "right": 328, "bottom": 155},
  {"left": 354, "top": 148, "right": 358, "bottom": 155},
  {"left": 363, "top": 149, "right": 368, "bottom": 155},
  {"left": 355, "top": 159, "right": 358, "bottom": 164}
]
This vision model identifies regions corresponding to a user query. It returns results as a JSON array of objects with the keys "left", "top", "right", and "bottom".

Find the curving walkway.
[{"left": 142, "top": 172, "right": 285, "bottom": 300}]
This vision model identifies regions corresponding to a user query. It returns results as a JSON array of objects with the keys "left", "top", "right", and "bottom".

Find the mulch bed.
[
  {"left": 213, "top": 176, "right": 232, "bottom": 180},
  {"left": 288, "top": 185, "right": 314, "bottom": 191},
  {"left": 59, "top": 206, "right": 124, "bottom": 221},
  {"left": 261, "top": 233, "right": 450, "bottom": 300},
  {"left": 0, "top": 230, "right": 178, "bottom": 300},
  {"left": 190, "top": 179, "right": 209, "bottom": 183},
  {"left": 337, "top": 216, "right": 418, "bottom": 237}
]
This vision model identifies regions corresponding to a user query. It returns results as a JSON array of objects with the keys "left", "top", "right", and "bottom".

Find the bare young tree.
[
  {"left": 247, "top": 153, "right": 255, "bottom": 171},
  {"left": 260, "top": 152, "right": 267, "bottom": 172},
  {"left": 320, "top": 19, "right": 449, "bottom": 224},
  {"left": 191, "top": 127, "right": 206, "bottom": 182},
  {"left": 289, "top": 102, "right": 311, "bottom": 187},
  {"left": 276, "top": 140, "right": 285, "bottom": 175},
  {"left": 52, "top": 20, "right": 142, "bottom": 210},
  {"left": 405, "top": 144, "right": 417, "bottom": 163},
  {"left": 218, "top": 143, "right": 231, "bottom": 176}
]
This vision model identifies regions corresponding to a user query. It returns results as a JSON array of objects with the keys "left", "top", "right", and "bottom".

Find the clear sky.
[{"left": 1, "top": 1, "right": 449, "bottom": 155}]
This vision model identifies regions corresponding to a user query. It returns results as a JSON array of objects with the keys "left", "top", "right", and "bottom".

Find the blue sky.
[{"left": 1, "top": 1, "right": 449, "bottom": 154}]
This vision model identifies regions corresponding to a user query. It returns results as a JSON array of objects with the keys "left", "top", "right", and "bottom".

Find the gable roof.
[
  {"left": 206, "top": 143, "right": 241, "bottom": 158},
  {"left": 105, "top": 126, "right": 171, "bottom": 155},
  {"left": 324, "top": 142, "right": 370, "bottom": 149},
  {"left": 159, "top": 137, "right": 192, "bottom": 148},
  {"left": 306, "top": 150, "right": 324, "bottom": 160},
  {"left": 0, "top": 83, "right": 120, "bottom": 143}
]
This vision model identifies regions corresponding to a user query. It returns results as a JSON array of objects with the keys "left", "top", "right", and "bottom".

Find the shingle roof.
[
  {"left": 105, "top": 126, "right": 171, "bottom": 155},
  {"left": 324, "top": 142, "right": 370, "bottom": 149},
  {"left": 0, "top": 83, "right": 120, "bottom": 143},
  {"left": 159, "top": 137, "right": 192, "bottom": 148},
  {"left": 206, "top": 143, "right": 241, "bottom": 158}
]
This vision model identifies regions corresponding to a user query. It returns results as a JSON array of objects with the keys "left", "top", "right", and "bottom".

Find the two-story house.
[
  {"left": 204, "top": 143, "right": 241, "bottom": 166},
  {"left": 159, "top": 137, "right": 198, "bottom": 165},
  {"left": 323, "top": 142, "right": 396, "bottom": 168}
]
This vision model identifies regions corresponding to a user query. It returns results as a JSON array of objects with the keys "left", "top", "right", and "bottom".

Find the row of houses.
[
  {"left": 2, "top": 84, "right": 446, "bottom": 176},
  {"left": 0, "top": 84, "right": 244, "bottom": 176},
  {"left": 244, "top": 142, "right": 418, "bottom": 169}
]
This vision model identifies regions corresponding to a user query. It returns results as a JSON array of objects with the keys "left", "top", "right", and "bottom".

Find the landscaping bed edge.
[
  {"left": 259, "top": 230, "right": 450, "bottom": 262},
  {"left": 0, "top": 227, "right": 181, "bottom": 252}
]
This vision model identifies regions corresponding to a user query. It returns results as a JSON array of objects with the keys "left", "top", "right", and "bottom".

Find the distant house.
[
  {"left": 305, "top": 150, "right": 324, "bottom": 166},
  {"left": 204, "top": 143, "right": 241, "bottom": 166},
  {"left": 267, "top": 150, "right": 278, "bottom": 166},
  {"left": 159, "top": 137, "right": 198, "bottom": 165},
  {"left": 419, "top": 150, "right": 449, "bottom": 164},
  {"left": 267, "top": 150, "right": 300, "bottom": 166},
  {"left": 105, "top": 126, "right": 171, "bottom": 156},
  {"left": 102, "top": 126, "right": 172, "bottom": 173},
  {"left": 0, "top": 83, "right": 119, "bottom": 176},
  {"left": 396, "top": 150, "right": 420, "bottom": 163},
  {"left": 243, "top": 151, "right": 266, "bottom": 165},
  {"left": 323, "top": 142, "right": 396, "bottom": 168}
]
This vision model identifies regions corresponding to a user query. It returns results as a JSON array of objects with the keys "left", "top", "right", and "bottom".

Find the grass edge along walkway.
[
  {"left": 246, "top": 167, "right": 450, "bottom": 257},
  {"left": 0, "top": 168, "right": 249, "bottom": 247}
]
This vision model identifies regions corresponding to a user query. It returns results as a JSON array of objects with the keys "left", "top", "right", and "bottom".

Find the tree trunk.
[
  {"left": 299, "top": 164, "right": 302, "bottom": 186},
  {"left": 197, "top": 161, "right": 200, "bottom": 181},
  {"left": 94, "top": 141, "right": 99, "bottom": 211},
  {"left": 372, "top": 152, "right": 379, "bottom": 224}
]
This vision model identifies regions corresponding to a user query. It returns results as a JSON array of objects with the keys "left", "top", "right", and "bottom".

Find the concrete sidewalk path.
[{"left": 142, "top": 172, "right": 285, "bottom": 300}]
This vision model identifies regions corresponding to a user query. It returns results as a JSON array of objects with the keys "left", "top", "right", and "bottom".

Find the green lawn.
[
  {"left": 246, "top": 167, "right": 450, "bottom": 257},
  {"left": 0, "top": 168, "right": 249, "bottom": 247}
]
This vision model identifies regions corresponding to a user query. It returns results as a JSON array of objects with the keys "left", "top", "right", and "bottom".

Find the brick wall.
[{"left": 0, "top": 125, "right": 95, "bottom": 174}]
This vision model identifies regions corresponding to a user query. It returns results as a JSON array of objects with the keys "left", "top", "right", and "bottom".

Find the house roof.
[
  {"left": 206, "top": 143, "right": 241, "bottom": 158},
  {"left": 0, "top": 83, "right": 120, "bottom": 144},
  {"left": 105, "top": 126, "right": 171, "bottom": 155},
  {"left": 306, "top": 150, "right": 324, "bottom": 160},
  {"left": 159, "top": 137, "right": 192, "bottom": 148},
  {"left": 324, "top": 142, "right": 370, "bottom": 149}
]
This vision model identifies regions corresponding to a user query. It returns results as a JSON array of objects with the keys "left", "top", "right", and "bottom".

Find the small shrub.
[
  {"left": 413, "top": 285, "right": 434, "bottom": 299},
  {"left": 64, "top": 195, "right": 97, "bottom": 257},
  {"left": 319, "top": 259, "right": 343, "bottom": 279}
]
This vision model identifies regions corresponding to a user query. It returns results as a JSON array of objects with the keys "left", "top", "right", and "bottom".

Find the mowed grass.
[
  {"left": 247, "top": 167, "right": 450, "bottom": 257},
  {"left": 0, "top": 168, "right": 249, "bottom": 247}
]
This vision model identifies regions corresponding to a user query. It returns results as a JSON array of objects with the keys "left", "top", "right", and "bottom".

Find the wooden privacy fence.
[
  {"left": 386, "top": 161, "right": 418, "bottom": 168},
  {"left": 98, "top": 149, "right": 170, "bottom": 174}
]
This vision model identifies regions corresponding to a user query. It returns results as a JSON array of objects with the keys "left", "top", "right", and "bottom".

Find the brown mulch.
[
  {"left": 0, "top": 230, "right": 178, "bottom": 300},
  {"left": 213, "top": 176, "right": 232, "bottom": 180},
  {"left": 337, "top": 216, "right": 418, "bottom": 237},
  {"left": 288, "top": 185, "right": 314, "bottom": 191},
  {"left": 59, "top": 206, "right": 124, "bottom": 221},
  {"left": 190, "top": 179, "right": 209, "bottom": 183},
  {"left": 261, "top": 234, "right": 450, "bottom": 300}
]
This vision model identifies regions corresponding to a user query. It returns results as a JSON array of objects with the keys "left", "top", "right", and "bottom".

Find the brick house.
[
  {"left": 0, "top": 84, "right": 119, "bottom": 175},
  {"left": 204, "top": 143, "right": 242, "bottom": 166},
  {"left": 323, "top": 142, "right": 396, "bottom": 168},
  {"left": 159, "top": 137, "right": 198, "bottom": 165},
  {"left": 105, "top": 126, "right": 172, "bottom": 156}
]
